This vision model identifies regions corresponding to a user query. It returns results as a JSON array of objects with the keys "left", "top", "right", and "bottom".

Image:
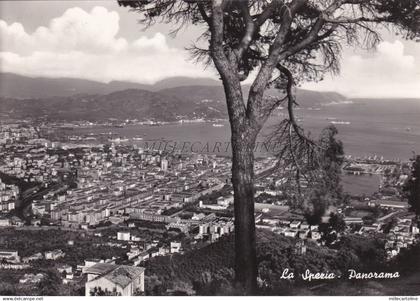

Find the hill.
[
  {"left": 143, "top": 230, "right": 419, "bottom": 296},
  {"left": 160, "top": 85, "right": 347, "bottom": 108},
  {"left": 0, "top": 88, "right": 228, "bottom": 122},
  {"left": 0, "top": 72, "right": 353, "bottom": 122},
  {"left": 0, "top": 72, "right": 344, "bottom": 106},
  {"left": 0, "top": 86, "right": 350, "bottom": 122},
  {"left": 0, "top": 73, "right": 221, "bottom": 98}
]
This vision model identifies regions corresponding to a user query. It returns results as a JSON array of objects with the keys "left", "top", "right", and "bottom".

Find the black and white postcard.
[{"left": 0, "top": 0, "right": 419, "bottom": 298}]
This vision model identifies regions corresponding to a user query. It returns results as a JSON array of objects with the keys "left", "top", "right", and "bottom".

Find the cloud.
[
  {"left": 303, "top": 40, "right": 420, "bottom": 98},
  {"left": 1, "top": 6, "right": 419, "bottom": 98},
  {"left": 0, "top": 6, "right": 213, "bottom": 83}
]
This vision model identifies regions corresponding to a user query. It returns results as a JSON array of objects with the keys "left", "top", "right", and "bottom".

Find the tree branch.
[
  {"left": 255, "top": 0, "right": 284, "bottom": 27},
  {"left": 247, "top": 0, "right": 307, "bottom": 125},
  {"left": 277, "top": 63, "right": 317, "bottom": 147},
  {"left": 197, "top": 1, "right": 211, "bottom": 26},
  {"left": 234, "top": 1, "right": 255, "bottom": 61},
  {"left": 323, "top": 16, "right": 390, "bottom": 24}
]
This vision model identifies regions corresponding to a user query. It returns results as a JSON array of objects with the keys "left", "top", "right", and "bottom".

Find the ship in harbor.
[{"left": 109, "top": 137, "right": 129, "bottom": 143}]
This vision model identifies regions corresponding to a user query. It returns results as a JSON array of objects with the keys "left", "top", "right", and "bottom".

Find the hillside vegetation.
[{"left": 143, "top": 230, "right": 417, "bottom": 295}]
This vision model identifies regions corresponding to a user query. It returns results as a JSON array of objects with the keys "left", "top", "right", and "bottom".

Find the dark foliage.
[
  {"left": 403, "top": 155, "right": 420, "bottom": 217},
  {"left": 144, "top": 230, "right": 391, "bottom": 295},
  {"left": 318, "top": 213, "right": 346, "bottom": 246}
]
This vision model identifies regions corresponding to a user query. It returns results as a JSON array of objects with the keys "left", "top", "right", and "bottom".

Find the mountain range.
[{"left": 0, "top": 72, "right": 347, "bottom": 122}]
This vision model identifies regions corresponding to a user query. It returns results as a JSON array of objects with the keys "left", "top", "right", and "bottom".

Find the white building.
[
  {"left": 170, "top": 242, "right": 181, "bottom": 253},
  {"left": 160, "top": 159, "right": 168, "bottom": 171},
  {"left": 117, "top": 232, "right": 131, "bottom": 241},
  {"left": 44, "top": 249, "right": 65, "bottom": 260},
  {"left": 0, "top": 250, "right": 20, "bottom": 263}
]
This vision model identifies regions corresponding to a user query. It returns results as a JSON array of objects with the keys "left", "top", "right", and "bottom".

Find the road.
[{"left": 15, "top": 182, "right": 65, "bottom": 222}]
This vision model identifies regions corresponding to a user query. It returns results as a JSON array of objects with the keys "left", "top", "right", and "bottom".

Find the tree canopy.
[
  {"left": 404, "top": 155, "right": 420, "bottom": 217},
  {"left": 118, "top": 0, "right": 419, "bottom": 89}
]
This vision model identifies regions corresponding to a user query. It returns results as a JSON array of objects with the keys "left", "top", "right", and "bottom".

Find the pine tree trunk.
[
  {"left": 231, "top": 127, "right": 258, "bottom": 294},
  {"left": 211, "top": 48, "right": 261, "bottom": 293}
]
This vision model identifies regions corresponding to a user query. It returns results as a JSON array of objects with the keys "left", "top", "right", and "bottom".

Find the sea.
[
  {"left": 68, "top": 97, "right": 420, "bottom": 196},
  {"left": 70, "top": 98, "right": 420, "bottom": 161},
  {"left": 341, "top": 174, "right": 381, "bottom": 196}
]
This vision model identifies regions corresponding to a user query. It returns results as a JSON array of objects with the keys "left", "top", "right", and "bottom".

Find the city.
[
  {"left": 1, "top": 0, "right": 420, "bottom": 297},
  {"left": 0, "top": 120, "right": 418, "bottom": 295}
]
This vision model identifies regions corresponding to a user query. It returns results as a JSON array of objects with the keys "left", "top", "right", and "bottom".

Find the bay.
[{"left": 69, "top": 98, "right": 420, "bottom": 161}]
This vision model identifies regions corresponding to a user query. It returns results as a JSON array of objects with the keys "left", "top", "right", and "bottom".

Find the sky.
[{"left": 0, "top": 1, "right": 419, "bottom": 98}]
